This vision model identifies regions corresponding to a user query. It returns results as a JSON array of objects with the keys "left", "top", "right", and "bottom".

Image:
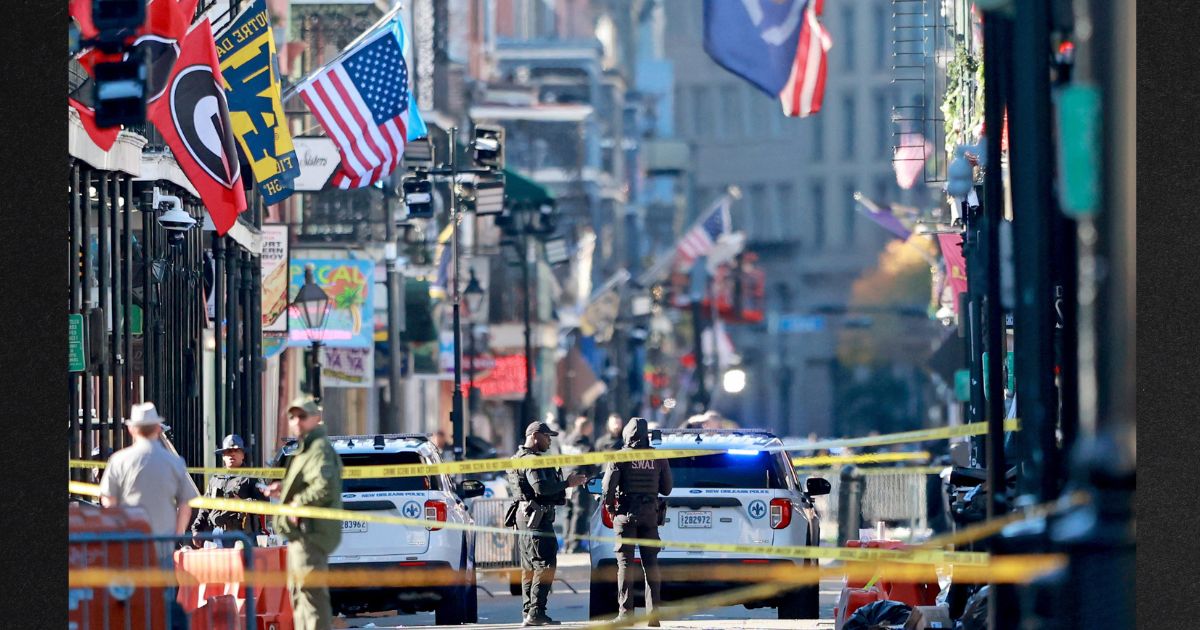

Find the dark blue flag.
[{"left": 703, "top": 0, "right": 808, "bottom": 97}]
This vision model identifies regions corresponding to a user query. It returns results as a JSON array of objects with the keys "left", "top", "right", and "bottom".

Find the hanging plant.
[{"left": 940, "top": 45, "right": 985, "bottom": 158}]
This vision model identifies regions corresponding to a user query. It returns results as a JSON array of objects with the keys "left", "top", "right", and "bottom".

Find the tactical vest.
[{"left": 615, "top": 456, "right": 661, "bottom": 496}]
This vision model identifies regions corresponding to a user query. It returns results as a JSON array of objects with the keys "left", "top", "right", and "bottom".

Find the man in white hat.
[{"left": 99, "top": 402, "right": 198, "bottom": 541}]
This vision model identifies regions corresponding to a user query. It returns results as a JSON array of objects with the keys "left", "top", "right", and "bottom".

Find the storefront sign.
[
  {"left": 287, "top": 258, "right": 375, "bottom": 348},
  {"left": 261, "top": 225, "right": 289, "bottom": 332},
  {"left": 292, "top": 137, "right": 341, "bottom": 191},
  {"left": 69, "top": 314, "right": 86, "bottom": 372},
  {"left": 321, "top": 346, "right": 374, "bottom": 388},
  {"left": 469, "top": 354, "right": 529, "bottom": 400}
]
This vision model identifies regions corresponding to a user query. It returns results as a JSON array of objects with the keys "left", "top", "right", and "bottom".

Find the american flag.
[
  {"left": 779, "top": 0, "right": 832, "bottom": 117},
  {"left": 675, "top": 196, "right": 732, "bottom": 270},
  {"left": 297, "top": 15, "right": 427, "bottom": 189}
]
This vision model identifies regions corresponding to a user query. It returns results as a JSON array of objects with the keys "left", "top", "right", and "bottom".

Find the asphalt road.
[{"left": 335, "top": 554, "right": 839, "bottom": 629}]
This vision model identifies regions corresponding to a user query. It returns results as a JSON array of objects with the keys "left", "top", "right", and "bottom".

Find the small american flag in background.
[
  {"left": 779, "top": 0, "right": 832, "bottom": 117},
  {"left": 675, "top": 196, "right": 732, "bottom": 270},
  {"left": 298, "top": 16, "right": 427, "bottom": 189}
]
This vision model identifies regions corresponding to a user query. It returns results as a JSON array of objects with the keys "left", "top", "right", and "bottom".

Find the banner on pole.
[
  {"left": 260, "top": 224, "right": 289, "bottom": 332},
  {"left": 216, "top": 0, "right": 300, "bottom": 204}
]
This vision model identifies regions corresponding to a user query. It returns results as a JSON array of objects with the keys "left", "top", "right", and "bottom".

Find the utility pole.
[
  {"left": 384, "top": 186, "right": 406, "bottom": 434},
  {"left": 522, "top": 233, "right": 536, "bottom": 429},
  {"left": 1010, "top": 0, "right": 1058, "bottom": 501},
  {"left": 981, "top": 7, "right": 1011, "bottom": 522},
  {"left": 689, "top": 257, "right": 709, "bottom": 413},
  {"left": 449, "top": 126, "right": 465, "bottom": 460}
]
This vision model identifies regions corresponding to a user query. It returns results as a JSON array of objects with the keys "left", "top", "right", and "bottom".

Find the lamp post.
[
  {"left": 290, "top": 264, "right": 331, "bottom": 402},
  {"left": 464, "top": 268, "right": 486, "bottom": 431},
  {"left": 401, "top": 126, "right": 505, "bottom": 458}
]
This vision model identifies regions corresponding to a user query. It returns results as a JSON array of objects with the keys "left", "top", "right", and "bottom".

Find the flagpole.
[
  {"left": 637, "top": 186, "right": 741, "bottom": 287},
  {"left": 853, "top": 192, "right": 940, "bottom": 267},
  {"left": 280, "top": 2, "right": 405, "bottom": 104}
]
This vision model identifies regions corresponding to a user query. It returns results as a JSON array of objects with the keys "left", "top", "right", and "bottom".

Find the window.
[
  {"left": 812, "top": 115, "right": 824, "bottom": 160},
  {"left": 675, "top": 86, "right": 691, "bottom": 137},
  {"left": 812, "top": 182, "right": 826, "bottom": 249},
  {"left": 721, "top": 85, "right": 744, "bottom": 138},
  {"left": 842, "top": 92, "right": 856, "bottom": 160},
  {"left": 668, "top": 452, "right": 790, "bottom": 489},
  {"left": 844, "top": 181, "right": 857, "bottom": 245},
  {"left": 693, "top": 86, "right": 713, "bottom": 139},
  {"left": 875, "top": 5, "right": 889, "bottom": 71},
  {"left": 747, "top": 184, "right": 767, "bottom": 239},
  {"left": 842, "top": 6, "right": 856, "bottom": 70},
  {"left": 277, "top": 451, "right": 443, "bottom": 492},
  {"left": 776, "top": 183, "right": 795, "bottom": 240}
]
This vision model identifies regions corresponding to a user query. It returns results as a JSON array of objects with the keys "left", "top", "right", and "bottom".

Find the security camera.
[{"left": 153, "top": 188, "right": 195, "bottom": 245}]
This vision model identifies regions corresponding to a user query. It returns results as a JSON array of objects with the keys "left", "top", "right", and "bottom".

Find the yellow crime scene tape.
[
  {"left": 791, "top": 451, "right": 930, "bottom": 467},
  {"left": 183, "top": 495, "right": 989, "bottom": 565},
  {"left": 69, "top": 481, "right": 102, "bottom": 497},
  {"left": 70, "top": 447, "right": 725, "bottom": 480},
  {"left": 69, "top": 419, "right": 1015, "bottom": 480},
  {"left": 786, "top": 418, "right": 1022, "bottom": 451},
  {"left": 67, "top": 554, "right": 1065, "bottom": 590},
  {"left": 78, "top": 476, "right": 1075, "bottom": 567}
]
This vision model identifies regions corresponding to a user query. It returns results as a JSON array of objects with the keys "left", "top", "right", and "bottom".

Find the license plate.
[
  {"left": 677, "top": 511, "right": 712, "bottom": 528},
  {"left": 341, "top": 520, "right": 368, "bottom": 533}
]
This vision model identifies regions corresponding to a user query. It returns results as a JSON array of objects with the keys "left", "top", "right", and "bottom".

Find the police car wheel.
[
  {"left": 589, "top": 570, "right": 619, "bottom": 620},
  {"left": 776, "top": 584, "right": 820, "bottom": 619}
]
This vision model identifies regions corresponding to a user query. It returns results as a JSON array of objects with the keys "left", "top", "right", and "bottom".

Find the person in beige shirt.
[{"left": 99, "top": 403, "right": 198, "bottom": 541}]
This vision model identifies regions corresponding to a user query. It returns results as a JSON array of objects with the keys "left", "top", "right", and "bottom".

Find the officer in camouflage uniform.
[
  {"left": 602, "top": 417, "right": 673, "bottom": 625},
  {"left": 266, "top": 397, "right": 343, "bottom": 630},
  {"left": 509, "top": 421, "right": 588, "bottom": 626},
  {"left": 192, "top": 434, "right": 268, "bottom": 547}
]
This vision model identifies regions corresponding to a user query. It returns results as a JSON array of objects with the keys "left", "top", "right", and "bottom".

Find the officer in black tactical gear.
[
  {"left": 191, "top": 434, "right": 268, "bottom": 547},
  {"left": 602, "top": 417, "right": 673, "bottom": 625},
  {"left": 509, "top": 421, "right": 588, "bottom": 626}
]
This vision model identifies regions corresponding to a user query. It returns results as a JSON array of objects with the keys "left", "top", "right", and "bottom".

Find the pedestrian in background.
[
  {"left": 563, "top": 415, "right": 597, "bottom": 553},
  {"left": 266, "top": 397, "right": 343, "bottom": 630},
  {"left": 602, "top": 417, "right": 673, "bottom": 625},
  {"left": 192, "top": 434, "right": 268, "bottom": 548},
  {"left": 594, "top": 413, "right": 624, "bottom": 452},
  {"left": 509, "top": 421, "right": 588, "bottom": 626},
  {"left": 99, "top": 403, "right": 198, "bottom": 551}
]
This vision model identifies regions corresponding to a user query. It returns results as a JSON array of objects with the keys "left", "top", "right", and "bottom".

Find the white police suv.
[
  {"left": 586, "top": 429, "right": 831, "bottom": 620},
  {"left": 277, "top": 433, "right": 484, "bottom": 624}
]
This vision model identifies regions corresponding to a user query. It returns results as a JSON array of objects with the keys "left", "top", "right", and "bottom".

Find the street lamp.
[
  {"left": 722, "top": 366, "right": 747, "bottom": 394},
  {"left": 464, "top": 269, "right": 486, "bottom": 429},
  {"left": 290, "top": 263, "right": 331, "bottom": 402}
]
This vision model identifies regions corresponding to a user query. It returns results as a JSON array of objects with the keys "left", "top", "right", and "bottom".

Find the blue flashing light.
[{"left": 727, "top": 449, "right": 761, "bottom": 456}]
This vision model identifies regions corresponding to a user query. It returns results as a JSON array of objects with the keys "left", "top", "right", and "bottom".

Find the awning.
[{"left": 503, "top": 167, "right": 554, "bottom": 206}]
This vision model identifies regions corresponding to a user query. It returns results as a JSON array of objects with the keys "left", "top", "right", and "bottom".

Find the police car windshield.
[
  {"left": 280, "top": 451, "right": 441, "bottom": 492},
  {"left": 669, "top": 451, "right": 789, "bottom": 490}
]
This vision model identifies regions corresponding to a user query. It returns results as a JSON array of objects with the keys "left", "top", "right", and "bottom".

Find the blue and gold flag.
[{"left": 216, "top": 0, "right": 299, "bottom": 204}]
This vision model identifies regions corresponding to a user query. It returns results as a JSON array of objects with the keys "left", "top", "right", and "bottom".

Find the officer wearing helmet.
[{"left": 602, "top": 417, "right": 673, "bottom": 625}]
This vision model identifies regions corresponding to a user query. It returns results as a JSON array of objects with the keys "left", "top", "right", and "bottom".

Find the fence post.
[{"left": 837, "top": 465, "right": 863, "bottom": 546}]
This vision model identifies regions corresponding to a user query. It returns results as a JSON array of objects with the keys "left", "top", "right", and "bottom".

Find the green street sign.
[
  {"left": 130, "top": 304, "right": 143, "bottom": 336},
  {"left": 1055, "top": 84, "right": 1101, "bottom": 218},
  {"left": 1006, "top": 351, "right": 1015, "bottom": 392},
  {"left": 68, "top": 313, "right": 86, "bottom": 372},
  {"left": 954, "top": 369, "right": 971, "bottom": 403}
]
